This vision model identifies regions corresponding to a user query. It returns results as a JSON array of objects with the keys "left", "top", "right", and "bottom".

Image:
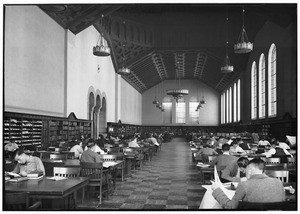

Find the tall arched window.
[
  {"left": 99, "top": 97, "right": 107, "bottom": 134},
  {"left": 176, "top": 97, "right": 185, "bottom": 123},
  {"left": 237, "top": 79, "right": 241, "bottom": 121},
  {"left": 189, "top": 96, "right": 199, "bottom": 124},
  {"left": 233, "top": 83, "right": 237, "bottom": 122},
  {"left": 259, "top": 54, "right": 266, "bottom": 118},
  {"left": 251, "top": 62, "right": 257, "bottom": 119},
  {"left": 226, "top": 89, "right": 229, "bottom": 123},
  {"left": 229, "top": 87, "right": 232, "bottom": 123},
  {"left": 268, "top": 44, "right": 277, "bottom": 117},
  {"left": 162, "top": 96, "right": 172, "bottom": 124}
]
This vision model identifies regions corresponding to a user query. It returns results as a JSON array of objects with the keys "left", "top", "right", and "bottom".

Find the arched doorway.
[
  {"left": 99, "top": 97, "right": 107, "bottom": 134},
  {"left": 93, "top": 95, "right": 101, "bottom": 139}
]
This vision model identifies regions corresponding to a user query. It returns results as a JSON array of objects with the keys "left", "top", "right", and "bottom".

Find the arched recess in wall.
[
  {"left": 99, "top": 96, "right": 107, "bottom": 134},
  {"left": 162, "top": 96, "right": 172, "bottom": 124},
  {"left": 93, "top": 95, "right": 101, "bottom": 139},
  {"left": 87, "top": 90, "right": 95, "bottom": 139}
]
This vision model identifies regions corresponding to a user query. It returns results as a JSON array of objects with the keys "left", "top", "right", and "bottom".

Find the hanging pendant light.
[
  {"left": 221, "top": 14, "right": 234, "bottom": 73},
  {"left": 234, "top": 6, "right": 253, "bottom": 54},
  {"left": 93, "top": 33, "right": 111, "bottom": 56},
  {"left": 167, "top": 55, "right": 189, "bottom": 102},
  {"left": 117, "top": 21, "right": 131, "bottom": 75},
  {"left": 117, "top": 43, "right": 131, "bottom": 75},
  {"left": 200, "top": 95, "right": 206, "bottom": 105}
]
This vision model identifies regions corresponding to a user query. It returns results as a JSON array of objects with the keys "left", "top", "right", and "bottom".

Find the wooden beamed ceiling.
[{"left": 39, "top": 4, "right": 296, "bottom": 93}]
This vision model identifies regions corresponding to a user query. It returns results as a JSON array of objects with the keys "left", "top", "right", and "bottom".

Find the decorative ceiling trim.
[
  {"left": 194, "top": 52, "right": 207, "bottom": 79},
  {"left": 151, "top": 53, "right": 168, "bottom": 80},
  {"left": 174, "top": 53, "right": 186, "bottom": 79}
]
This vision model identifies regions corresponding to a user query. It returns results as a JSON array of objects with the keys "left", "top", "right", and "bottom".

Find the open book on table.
[
  {"left": 5, "top": 171, "right": 21, "bottom": 178},
  {"left": 103, "top": 161, "right": 119, "bottom": 168},
  {"left": 47, "top": 176, "right": 68, "bottom": 181}
]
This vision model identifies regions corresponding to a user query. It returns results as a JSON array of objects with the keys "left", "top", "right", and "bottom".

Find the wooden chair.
[
  {"left": 40, "top": 152, "right": 51, "bottom": 159},
  {"left": 115, "top": 153, "right": 125, "bottom": 181},
  {"left": 237, "top": 200, "right": 288, "bottom": 210},
  {"left": 4, "top": 192, "right": 42, "bottom": 210},
  {"left": 53, "top": 167, "right": 81, "bottom": 177},
  {"left": 265, "top": 157, "right": 281, "bottom": 164},
  {"left": 50, "top": 153, "right": 68, "bottom": 160},
  {"left": 287, "top": 157, "right": 296, "bottom": 164},
  {"left": 61, "top": 151, "right": 75, "bottom": 159},
  {"left": 100, "top": 154, "right": 117, "bottom": 162},
  {"left": 80, "top": 162, "right": 109, "bottom": 207},
  {"left": 53, "top": 167, "right": 81, "bottom": 208},
  {"left": 267, "top": 170, "right": 289, "bottom": 183}
]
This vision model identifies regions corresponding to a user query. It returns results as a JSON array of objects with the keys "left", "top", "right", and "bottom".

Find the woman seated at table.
[{"left": 10, "top": 149, "right": 45, "bottom": 176}]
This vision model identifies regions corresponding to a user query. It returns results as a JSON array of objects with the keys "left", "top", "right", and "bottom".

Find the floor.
[{"left": 77, "top": 138, "right": 206, "bottom": 210}]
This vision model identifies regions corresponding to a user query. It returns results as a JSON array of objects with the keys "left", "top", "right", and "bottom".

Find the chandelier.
[
  {"left": 221, "top": 13, "right": 234, "bottom": 73},
  {"left": 167, "top": 57, "right": 189, "bottom": 102},
  {"left": 117, "top": 43, "right": 131, "bottom": 75},
  {"left": 234, "top": 6, "right": 253, "bottom": 54},
  {"left": 93, "top": 33, "right": 110, "bottom": 57}
]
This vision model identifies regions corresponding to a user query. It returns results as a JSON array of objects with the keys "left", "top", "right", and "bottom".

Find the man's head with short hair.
[
  {"left": 14, "top": 149, "right": 29, "bottom": 164},
  {"left": 222, "top": 143, "right": 231, "bottom": 152},
  {"left": 231, "top": 140, "right": 239, "bottom": 148},
  {"left": 246, "top": 158, "right": 265, "bottom": 179},
  {"left": 237, "top": 157, "right": 249, "bottom": 169},
  {"left": 270, "top": 140, "right": 279, "bottom": 147},
  {"left": 86, "top": 139, "right": 95, "bottom": 148}
]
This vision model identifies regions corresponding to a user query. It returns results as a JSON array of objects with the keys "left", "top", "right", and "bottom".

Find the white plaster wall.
[
  {"left": 142, "top": 79, "right": 219, "bottom": 125},
  {"left": 67, "top": 26, "right": 117, "bottom": 121},
  {"left": 120, "top": 78, "right": 142, "bottom": 125},
  {"left": 4, "top": 6, "right": 65, "bottom": 116}
]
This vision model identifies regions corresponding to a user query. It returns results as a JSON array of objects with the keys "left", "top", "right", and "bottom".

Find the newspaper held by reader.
[{"left": 211, "top": 165, "right": 235, "bottom": 199}]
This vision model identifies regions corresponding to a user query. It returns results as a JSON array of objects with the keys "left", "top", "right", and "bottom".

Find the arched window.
[
  {"left": 237, "top": 79, "right": 241, "bottom": 122},
  {"left": 268, "top": 44, "right": 277, "bottom": 117},
  {"left": 259, "top": 54, "right": 266, "bottom": 118},
  {"left": 99, "top": 97, "right": 107, "bottom": 134},
  {"left": 176, "top": 97, "right": 185, "bottom": 123},
  {"left": 226, "top": 89, "right": 229, "bottom": 123},
  {"left": 189, "top": 96, "right": 199, "bottom": 124},
  {"left": 251, "top": 62, "right": 257, "bottom": 120},
  {"left": 233, "top": 83, "right": 237, "bottom": 122},
  {"left": 229, "top": 87, "right": 232, "bottom": 123},
  {"left": 162, "top": 96, "right": 172, "bottom": 124}
]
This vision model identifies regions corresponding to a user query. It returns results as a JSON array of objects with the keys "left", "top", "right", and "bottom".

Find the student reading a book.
[
  {"left": 69, "top": 138, "right": 84, "bottom": 159},
  {"left": 221, "top": 157, "right": 249, "bottom": 182},
  {"left": 211, "top": 158, "right": 285, "bottom": 209},
  {"left": 11, "top": 149, "right": 45, "bottom": 176}
]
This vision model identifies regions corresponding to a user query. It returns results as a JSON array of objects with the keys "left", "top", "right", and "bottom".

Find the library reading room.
[{"left": 3, "top": 3, "right": 298, "bottom": 211}]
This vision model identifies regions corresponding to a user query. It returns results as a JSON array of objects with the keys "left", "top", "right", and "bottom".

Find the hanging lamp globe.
[
  {"left": 117, "top": 67, "right": 131, "bottom": 75},
  {"left": 93, "top": 35, "right": 111, "bottom": 56},
  {"left": 234, "top": 27, "right": 253, "bottom": 53},
  {"left": 221, "top": 55, "right": 234, "bottom": 73}
]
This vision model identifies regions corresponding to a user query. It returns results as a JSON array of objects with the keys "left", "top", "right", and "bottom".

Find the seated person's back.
[
  {"left": 212, "top": 158, "right": 285, "bottom": 209},
  {"left": 80, "top": 140, "right": 102, "bottom": 163},
  {"left": 211, "top": 144, "right": 238, "bottom": 171}
]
